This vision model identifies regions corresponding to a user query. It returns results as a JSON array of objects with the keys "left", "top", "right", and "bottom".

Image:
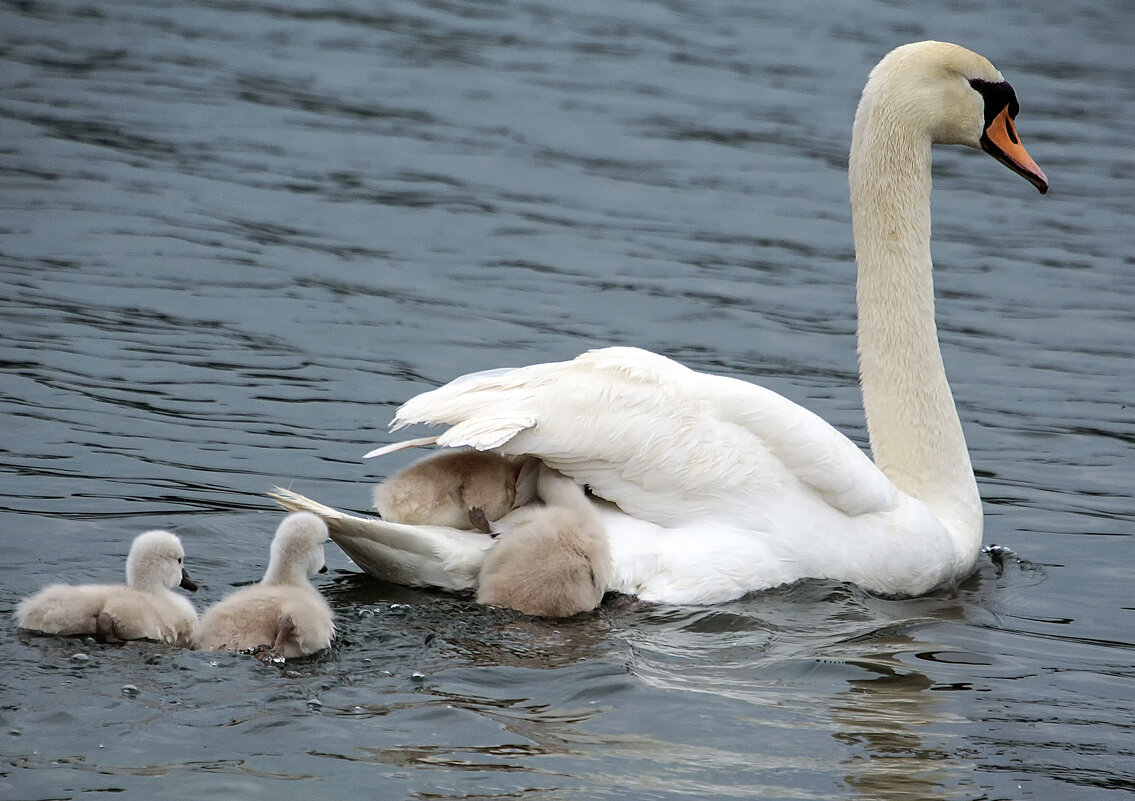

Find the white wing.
[{"left": 390, "top": 347, "right": 897, "bottom": 529}]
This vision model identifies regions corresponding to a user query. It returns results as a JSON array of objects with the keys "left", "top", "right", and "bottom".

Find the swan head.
[
  {"left": 267, "top": 512, "right": 330, "bottom": 581},
  {"left": 858, "top": 41, "right": 1048, "bottom": 193},
  {"left": 126, "top": 530, "right": 197, "bottom": 593}
]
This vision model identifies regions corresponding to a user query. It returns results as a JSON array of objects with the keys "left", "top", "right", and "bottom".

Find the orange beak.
[{"left": 980, "top": 106, "right": 1048, "bottom": 194}]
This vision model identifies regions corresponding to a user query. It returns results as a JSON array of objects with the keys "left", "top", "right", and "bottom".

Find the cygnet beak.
[{"left": 179, "top": 568, "right": 198, "bottom": 593}]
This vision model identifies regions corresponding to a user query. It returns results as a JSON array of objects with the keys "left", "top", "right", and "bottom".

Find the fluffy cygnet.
[
  {"left": 193, "top": 512, "right": 334, "bottom": 659},
  {"left": 16, "top": 530, "right": 198, "bottom": 646},
  {"left": 374, "top": 448, "right": 535, "bottom": 532},
  {"left": 476, "top": 465, "right": 611, "bottom": 617}
]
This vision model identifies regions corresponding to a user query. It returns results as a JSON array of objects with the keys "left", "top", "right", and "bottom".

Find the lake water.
[{"left": 1, "top": 1, "right": 1132, "bottom": 799}]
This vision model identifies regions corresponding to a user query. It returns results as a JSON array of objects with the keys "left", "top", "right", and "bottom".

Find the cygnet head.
[
  {"left": 125, "top": 530, "right": 197, "bottom": 594},
  {"left": 263, "top": 512, "right": 329, "bottom": 585}
]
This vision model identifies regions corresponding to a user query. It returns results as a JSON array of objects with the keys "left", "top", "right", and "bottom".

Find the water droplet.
[
  {"left": 306, "top": 698, "right": 322, "bottom": 710},
  {"left": 70, "top": 653, "right": 90, "bottom": 664},
  {"left": 411, "top": 671, "right": 425, "bottom": 682},
  {"left": 121, "top": 685, "right": 140, "bottom": 697}
]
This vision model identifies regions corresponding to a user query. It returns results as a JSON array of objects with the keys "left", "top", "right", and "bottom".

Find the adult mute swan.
[
  {"left": 16, "top": 530, "right": 198, "bottom": 646},
  {"left": 273, "top": 41, "right": 1047, "bottom": 604},
  {"left": 194, "top": 512, "right": 335, "bottom": 659}
]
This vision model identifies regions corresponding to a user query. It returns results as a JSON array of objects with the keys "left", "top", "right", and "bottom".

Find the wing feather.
[{"left": 377, "top": 347, "right": 895, "bottom": 525}]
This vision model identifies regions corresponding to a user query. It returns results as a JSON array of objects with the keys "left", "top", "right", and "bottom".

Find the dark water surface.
[{"left": 2, "top": 1, "right": 1132, "bottom": 799}]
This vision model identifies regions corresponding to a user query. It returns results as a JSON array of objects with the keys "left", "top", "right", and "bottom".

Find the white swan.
[
  {"left": 477, "top": 464, "right": 612, "bottom": 617},
  {"left": 16, "top": 530, "right": 198, "bottom": 646},
  {"left": 193, "top": 512, "right": 335, "bottom": 658},
  {"left": 273, "top": 41, "right": 1047, "bottom": 604}
]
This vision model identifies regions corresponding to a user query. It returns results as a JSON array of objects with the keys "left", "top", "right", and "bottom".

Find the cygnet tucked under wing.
[
  {"left": 477, "top": 467, "right": 612, "bottom": 617},
  {"left": 374, "top": 448, "right": 534, "bottom": 530}
]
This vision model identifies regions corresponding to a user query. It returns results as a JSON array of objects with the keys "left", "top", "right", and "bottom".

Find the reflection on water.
[
  {"left": 619, "top": 585, "right": 977, "bottom": 800},
  {"left": 834, "top": 648, "right": 960, "bottom": 801},
  {"left": 2, "top": 0, "right": 1134, "bottom": 799}
]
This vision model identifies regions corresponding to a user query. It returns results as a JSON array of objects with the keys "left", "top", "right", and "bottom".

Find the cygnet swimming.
[
  {"left": 374, "top": 448, "right": 535, "bottom": 532},
  {"left": 193, "top": 512, "right": 335, "bottom": 659},
  {"left": 15, "top": 530, "right": 198, "bottom": 646},
  {"left": 476, "top": 465, "right": 611, "bottom": 617}
]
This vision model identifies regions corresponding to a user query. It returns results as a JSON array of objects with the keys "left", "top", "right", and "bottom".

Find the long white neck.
[
  {"left": 849, "top": 91, "right": 982, "bottom": 549},
  {"left": 262, "top": 557, "right": 308, "bottom": 587}
]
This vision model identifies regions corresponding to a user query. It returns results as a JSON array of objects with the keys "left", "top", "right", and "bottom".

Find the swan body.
[
  {"left": 477, "top": 465, "right": 612, "bottom": 617},
  {"left": 16, "top": 530, "right": 198, "bottom": 646},
  {"left": 387, "top": 348, "right": 955, "bottom": 602},
  {"left": 194, "top": 512, "right": 335, "bottom": 658},
  {"left": 277, "top": 41, "right": 1047, "bottom": 604},
  {"left": 373, "top": 448, "right": 535, "bottom": 531}
]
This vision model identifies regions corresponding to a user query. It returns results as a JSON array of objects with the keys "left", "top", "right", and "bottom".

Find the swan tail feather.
[
  {"left": 362, "top": 435, "right": 440, "bottom": 460},
  {"left": 267, "top": 487, "right": 492, "bottom": 591}
]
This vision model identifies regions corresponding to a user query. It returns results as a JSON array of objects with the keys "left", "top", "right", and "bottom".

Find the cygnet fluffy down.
[
  {"left": 193, "top": 512, "right": 334, "bottom": 659},
  {"left": 374, "top": 448, "right": 535, "bottom": 531},
  {"left": 16, "top": 530, "right": 198, "bottom": 646},
  {"left": 476, "top": 465, "right": 611, "bottom": 617}
]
